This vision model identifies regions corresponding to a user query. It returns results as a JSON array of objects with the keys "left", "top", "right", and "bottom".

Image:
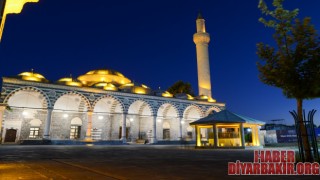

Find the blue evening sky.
[{"left": 0, "top": 0, "right": 320, "bottom": 125}]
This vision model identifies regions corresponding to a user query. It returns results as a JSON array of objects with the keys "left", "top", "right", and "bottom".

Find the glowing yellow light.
[
  {"left": 134, "top": 89, "right": 146, "bottom": 94},
  {"left": 78, "top": 69, "right": 131, "bottom": 86},
  {"left": 103, "top": 83, "right": 117, "bottom": 91},
  {"left": 162, "top": 91, "right": 173, "bottom": 98},
  {"left": 208, "top": 98, "right": 216, "bottom": 103},
  {"left": 58, "top": 77, "right": 82, "bottom": 87},
  {"left": 1, "top": 0, "right": 39, "bottom": 41},
  {"left": 133, "top": 86, "right": 147, "bottom": 94},
  {"left": 141, "top": 84, "right": 149, "bottom": 89},
  {"left": 199, "top": 95, "right": 208, "bottom": 100},
  {"left": 66, "top": 81, "right": 82, "bottom": 87},
  {"left": 18, "top": 71, "right": 47, "bottom": 82},
  {"left": 94, "top": 82, "right": 109, "bottom": 88},
  {"left": 123, "top": 83, "right": 134, "bottom": 87},
  {"left": 187, "top": 94, "right": 194, "bottom": 100}
]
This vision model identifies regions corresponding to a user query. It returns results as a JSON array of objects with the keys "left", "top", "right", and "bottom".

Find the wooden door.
[{"left": 4, "top": 129, "right": 17, "bottom": 142}]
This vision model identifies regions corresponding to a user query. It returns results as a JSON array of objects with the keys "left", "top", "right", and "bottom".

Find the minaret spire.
[
  {"left": 197, "top": 11, "right": 204, "bottom": 20},
  {"left": 193, "top": 12, "right": 212, "bottom": 98}
]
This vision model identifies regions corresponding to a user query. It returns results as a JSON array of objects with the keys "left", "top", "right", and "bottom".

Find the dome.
[
  {"left": 18, "top": 71, "right": 48, "bottom": 83},
  {"left": 57, "top": 77, "right": 82, "bottom": 87},
  {"left": 77, "top": 69, "right": 131, "bottom": 86},
  {"left": 119, "top": 83, "right": 151, "bottom": 95}
]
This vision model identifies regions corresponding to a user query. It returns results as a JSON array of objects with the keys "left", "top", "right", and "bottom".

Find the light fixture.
[
  {"left": 157, "top": 119, "right": 162, "bottom": 123},
  {"left": 130, "top": 118, "right": 134, "bottom": 122},
  {"left": 181, "top": 121, "right": 185, "bottom": 124},
  {"left": 247, "top": 128, "right": 252, "bottom": 132},
  {"left": 22, "top": 110, "right": 28, "bottom": 116},
  {"left": 98, "top": 116, "right": 103, "bottom": 120},
  {"left": 63, "top": 114, "right": 69, "bottom": 118}
]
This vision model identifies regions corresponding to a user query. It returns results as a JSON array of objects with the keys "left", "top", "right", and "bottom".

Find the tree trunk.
[{"left": 297, "top": 98, "right": 312, "bottom": 162}]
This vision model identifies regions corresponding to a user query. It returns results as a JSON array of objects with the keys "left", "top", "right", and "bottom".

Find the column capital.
[
  {"left": 87, "top": 111, "right": 93, "bottom": 116},
  {"left": 0, "top": 103, "right": 7, "bottom": 111}
]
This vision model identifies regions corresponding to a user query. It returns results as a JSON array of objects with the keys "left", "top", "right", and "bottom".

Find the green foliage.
[
  {"left": 245, "top": 133, "right": 252, "bottom": 143},
  {"left": 257, "top": 0, "right": 320, "bottom": 162},
  {"left": 167, "top": 81, "right": 194, "bottom": 96},
  {"left": 257, "top": 0, "right": 320, "bottom": 99}
]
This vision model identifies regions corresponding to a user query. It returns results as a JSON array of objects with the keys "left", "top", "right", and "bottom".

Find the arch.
[
  {"left": 128, "top": 99, "right": 154, "bottom": 116},
  {"left": 163, "top": 122, "right": 170, "bottom": 129},
  {"left": 71, "top": 117, "right": 82, "bottom": 125},
  {"left": 4, "top": 86, "right": 50, "bottom": 108},
  {"left": 187, "top": 126, "right": 193, "bottom": 132},
  {"left": 157, "top": 102, "right": 179, "bottom": 119},
  {"left": 54, "top": 91, "right": 91, "bottom": 112},
  {"left": 92, "top": 95, "right": 124, "bottom": 114},
  {"left": 29, "top": 119, "right": 42, "bottom": 127},
  {"left": 205, "top": 106, "right": 222, "bottom": 116},
  {"left": 183, "top": 104, "right": 204, "bottom": 121}
]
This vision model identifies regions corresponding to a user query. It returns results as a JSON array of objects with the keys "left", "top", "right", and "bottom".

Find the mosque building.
[{"left": 0, "top": 13, "right": 263, "bottom": 147}]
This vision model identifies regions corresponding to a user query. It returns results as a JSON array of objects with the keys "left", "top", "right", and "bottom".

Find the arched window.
[
  {"left": 70, "top": 117, "right": 82, "bottom": 140},
  {"left": 29, "top": 119, "right": 41, "bottom": 139}
]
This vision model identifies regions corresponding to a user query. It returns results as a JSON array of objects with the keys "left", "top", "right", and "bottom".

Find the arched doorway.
[
  {"left": 162, "top": 122, "right": 171, "bottom": 140},
  {"left": 157, "top": 103, "right": 179, "bottom": 140},
  {"left": 53, "top": 93, "right": 90, "bottom": 140},
  {"left": 128, "top": 100, "right": 153, "bottom": 142},
  {"left": 93, "top": 95, "right": 123, "bottom": 140},
  {"left": 183, "top": 105, "right": 203, "bottom": 141},
  {"left": 3, "top": 88, "right": 48, "bottom": 143},
  {"left": 70, "top": 117, "right": 82, "bottom": 140}
]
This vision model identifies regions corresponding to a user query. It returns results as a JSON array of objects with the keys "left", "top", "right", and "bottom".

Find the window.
[
  {"left": 29, "top": 127, "right": 40, "bottom": 138},
  {"left": 70, "top": 126, "right": 81, "bottom": 139},
  {"left": 163, "top": 129, "right": 170, "bottom": 140}
]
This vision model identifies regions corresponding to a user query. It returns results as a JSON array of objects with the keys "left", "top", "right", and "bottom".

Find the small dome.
[
  {"left": 18, "top": 71, "right": 48, "bottom": 83},
  {"left": 77, "top": 69, "right": 131, "bottom": 86},
  {"left": 57, "top": 77, "right": 82, "bottom": 87},
  {"left": 162, "top": 91, "right": 173, "bottom": 98},
  {"left": 119, "top": 83, "right": 151, "bottom": 95},
  {"left": 103, "top": 83, "right": 118, "bottom": 91}
]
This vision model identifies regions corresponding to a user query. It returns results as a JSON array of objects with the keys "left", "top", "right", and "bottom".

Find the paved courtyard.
[{"left": 0, "top": 145, "right": 318, "bottom": 180}]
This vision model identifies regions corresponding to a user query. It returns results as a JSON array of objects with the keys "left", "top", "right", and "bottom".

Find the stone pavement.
[{"left": 0, "top": 145, "right": 318, "bottom": 180}]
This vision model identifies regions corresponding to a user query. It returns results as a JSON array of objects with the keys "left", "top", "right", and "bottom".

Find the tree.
[
  {"left": 257, "top": 0, "right": 320, "bottom": 162},
  {"left": 167, "top": 81, "right": 195, "bottom": 96}
]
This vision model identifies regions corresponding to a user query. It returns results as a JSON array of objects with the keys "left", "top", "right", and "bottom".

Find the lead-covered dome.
[{"left": 77, "top": 69, "right": 131, "bottom": 86}]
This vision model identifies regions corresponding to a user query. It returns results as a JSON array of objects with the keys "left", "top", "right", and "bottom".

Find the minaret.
[{"left": 193, "top": 12, "right": 212, "bottom": 98}]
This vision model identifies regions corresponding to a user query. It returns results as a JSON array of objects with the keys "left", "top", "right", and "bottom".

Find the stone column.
[
  {"left": 0, "top": 104, "right": 6, "bottom": 142},
  {"left": 151, "top": 115, "right": 157, "bottom": 143},
  {"left": 251, "top": 126, "right": 256, "bottom": 146},
  {"left": 43, "top": 107, "right": 53, "bottom": 139},
  {"left": 253, "top": 126, "right": 260, "bottom": 146},
  {"left": 213, "top": 123, "right": 218, "bottom": 148},
  {"left": 179, "top": 117, "right": 183, "bottom": 140},
  {"left": 196, "top": 125, "right": 201, "bottom": 147},
  {"left": 85, "top": 111, "right": 93, "bottom": 142},
  {"left": 240, "top": 123, "right": 245, "bottom": 148},
  {"left": 121, "top": 113, "right": 127, "bottom": 143}
]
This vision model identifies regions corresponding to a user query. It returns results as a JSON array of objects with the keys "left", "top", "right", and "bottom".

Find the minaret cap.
[{"left": 197, "top": 12, "right": 204, "bottom": 20}]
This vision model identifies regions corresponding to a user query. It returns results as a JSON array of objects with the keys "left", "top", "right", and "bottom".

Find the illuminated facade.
[
  {"left": 0, "top": 69, "right": 225, "bottom": 144},
  {"left": 0, "top": 13, "right": 263, "bottom": 147}
]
